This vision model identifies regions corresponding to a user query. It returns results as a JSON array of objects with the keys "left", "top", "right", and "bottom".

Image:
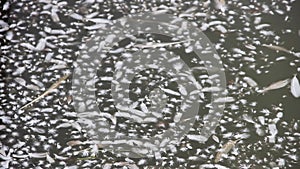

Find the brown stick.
[{"left": 20, "top": 74, "right": 70, "bottom": 110}]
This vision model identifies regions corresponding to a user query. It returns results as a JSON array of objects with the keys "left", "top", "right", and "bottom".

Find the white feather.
[
  {"left": 14, "top": 77, "right": 26, "bottom": 86},
  {"left": 243, "top": 76, "right": 258, "bottom": 87},
  {"left": 29, "top": 152, "right": 47, "bottom": 158},
  {"left": 291, "top": 75, "right": 300, "bottom": 98},
  {"left": 46, "top": 153, "right": 55, "bottom": 163},
  {"left": 140, "top": 102, "right": 149, "bottom": 113},
  {"left": 161, "top": 88, "right": 181, "bottom": 96},
  {"left": 187, "top": 134, "right": 207, "bottom": 142},
  {"left": 35, "top": 38, "right": 47, "bottom": 51}
]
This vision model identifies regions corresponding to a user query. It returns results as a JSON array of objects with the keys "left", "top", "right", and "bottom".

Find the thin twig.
[
  {"left": 20, "top": 74, "right": 70, "bottom": 110},
  {"left": 262, "top": 44, "right": 299, "bottom": 57}
]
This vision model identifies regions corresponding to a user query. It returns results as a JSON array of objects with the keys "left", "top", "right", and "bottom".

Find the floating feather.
[
  {"left": 134, "top": 39, "right": 193, "bottom": 49},
  {"left": 69, "top": 13, "right": 83, "bottom": 20},
  {"left": 215, "top": 139, "right": 240, "bottom": 163},
  {"left": 160, "top": 88, "right": 181, "bottom": 96},
  {"left": 51, "top": 7, "right": 60, "bottom": 22},
  {"left": 243, "top": 76, "right": 258, "bottom": 87},
  {"left": 214, "top": 0, "right": 227, "bottom": 12},
  {"left": 29, "top": 152, "right": 47, "bottom": 158},
  {"left": 262, "top": 44, "right": 299, "bottom": 57},
  {"left": 262, "top": 44, "right": 291, "bottom": 53},
  {"left": 187, "top": 134, "right": 207, "bottom": 142},
  {"left": 46, "top": 153, "right": 55, "bottom": 163},
  {"left": 291, "top": 75, "right": 300, "bottom": 98},
  {"left": 212, "top": 135, "right": 220, "bottom": 143},
  {"left": 20, "top": 38, "right": 47, "bottom": 51},
  {"left": 201, "top": 86, "right": 223, "bottom": 92},
  {"left": 35, "top": 38, "right": 47, "bottom": 51},
  {"left": 259, "top": 78, "right": 290, "bottom": 93},
  {"left": 213, "top": 97, "right": 235, "bottom": 103},
  {"left": 85, "top": 18, "right": 113, "bottom": 24},
  {"left": 14, "top": 77, "right": 26, "bottom": 86}
]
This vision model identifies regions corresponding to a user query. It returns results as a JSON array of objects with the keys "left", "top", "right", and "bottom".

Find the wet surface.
[{"left": 1, "top": 0, "right": 300, "bottom": 168}]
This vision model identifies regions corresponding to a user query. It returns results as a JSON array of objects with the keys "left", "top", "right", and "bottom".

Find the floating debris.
[
  {"left": 14, "top": 77, "right": 26, "bottom": 86},
  {"left": 212, "top": 135, "right": 220, "bottom": 143},
  {"left": 19, "top": 74, "right": 70, "bottom": 110},
  {"left": 268, "top": 123, "right": 278, "bottom": 143},
  {"left": 0, "top": 125, "right": 6, "bottom": 130},
  {"left": 214, "top": 0, "right": 227, "bottom": 12},
  {"left": 54, "top": 154, "right": 68, "bottom": 160},
  {"left": 20, "top": 38, "right": 47, "bottom": 51},
  {"left": 26, "top": 84, "right": 40, "bottom": 91},
  {"left": 291, "top": 75, "right": 300, "bottom": 98},
  {"left": 201, "top": 86, "right": 223, "bottom": 92},
  {"left": 160, "top": 87, "right": 181, "bottom": 96},
  {"left": 35, "top": 38, "right": 47, "bottom": 51},
  {"left": 187, "top": 134, "right": 207, "bottom": 142},
  {"left": 262, "top": 44, "right": 299, "bottom": 57},
  {"left": 46, "top": 153, "right": 55, "bottom": 163},
  {"left": 262, "top": 44, "right": 290, "bottom": 53},
  {"left": 258, "top": 78, "right": 290, "bottom": 93},
  {"left": 28, "top": 152, "right": 47, "bottom": 158},
  {"left": 84, "top": 18, "right": 113, "bottom": 24},
  {"left": 102, "top": 162, "right": 139, "bottom": 169},
  {"left": 213, "top": 97, "right": 235, "bottom": 103},
  {"left": 134, "top": 39, "right": 193, "bottom": 49},
  {"left": 67, "top": 140, "right": 83, "bottom": 147},
  {"left": 51, "top": 6, "right": 60, "bottom": 22},
  {"left": 214, "top": 139, "right": 240, "bottom": 163},
  {"left": 84, "top": 23, "right": 107, "bottom": 30},
  {"left": 243, "top": 76, "right": 258, "bottom": 87},
  {"left": 69, "top": 12, "right": 83, "bottom": 20},
  {"left": 200, "top": 164, "right": 230, "bottom": 169},
  {"left": 48, "top": 64, "right": 68, "bottom": 70}
]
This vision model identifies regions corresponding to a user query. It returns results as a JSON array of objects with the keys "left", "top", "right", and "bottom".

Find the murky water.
[{"left": 1, "top": 0, "right": 300, "bottom": 168}]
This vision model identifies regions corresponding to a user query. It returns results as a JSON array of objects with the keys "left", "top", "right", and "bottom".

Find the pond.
[{"left": 0, "top": 0, "right": 299, "bottom": 168}]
